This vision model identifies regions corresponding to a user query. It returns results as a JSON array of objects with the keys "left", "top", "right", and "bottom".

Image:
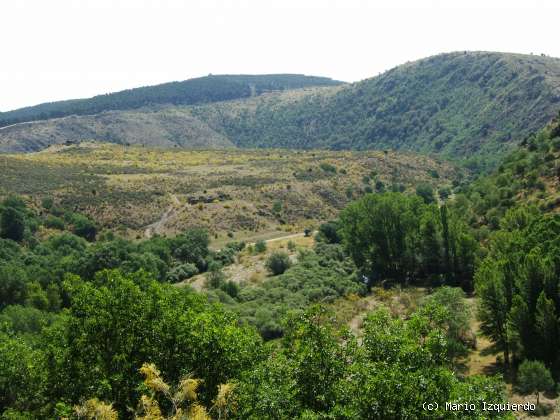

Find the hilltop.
[
  {"left": 0, "top": 73, "right": 341, "bottom": 127},
  {"left": 2, "top": 52, "right": 560, "bottom": 167}
]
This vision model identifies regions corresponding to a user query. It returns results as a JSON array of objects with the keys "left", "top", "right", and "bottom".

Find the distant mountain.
[
  {"left": 0, "top": 74, "right": 343, "bottom": 127},
  {"left": 3, "top": 52, "right": 560, "bottom": 165}
]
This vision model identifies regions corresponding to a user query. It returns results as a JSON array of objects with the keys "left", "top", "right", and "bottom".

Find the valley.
[{"left": 2, "top": 50, "right": 560, "bottom": 419}]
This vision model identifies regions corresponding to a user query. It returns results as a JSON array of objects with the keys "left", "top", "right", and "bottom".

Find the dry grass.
[{"left": 0, "top": 143, "right": 457, "bottom": 240}]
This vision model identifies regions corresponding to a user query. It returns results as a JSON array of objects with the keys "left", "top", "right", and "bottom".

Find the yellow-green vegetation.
[{"left": 0, "top": 143, "right": 457, "bottom": 239}]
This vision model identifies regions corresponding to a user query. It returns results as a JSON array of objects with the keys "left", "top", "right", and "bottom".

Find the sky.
[{"left": 1, "top": 0, "right": 560, "bottom": 111}]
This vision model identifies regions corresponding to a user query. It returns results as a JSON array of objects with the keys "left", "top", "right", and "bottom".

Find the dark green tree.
[{"left": 0, "top": 207, "right": 25, "bottom": 242}]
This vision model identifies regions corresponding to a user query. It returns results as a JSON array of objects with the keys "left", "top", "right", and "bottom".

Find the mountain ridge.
[
  {"left": 0, "top": 74, "right": 343, "bottom": 127},
  {"left": 3, "top": 51, "right": 560, "bottom": 165}
]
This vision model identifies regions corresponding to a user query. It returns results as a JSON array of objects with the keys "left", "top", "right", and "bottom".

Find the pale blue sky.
[{"left": 1, "top": 0, "right": 559, "bottom": 111}]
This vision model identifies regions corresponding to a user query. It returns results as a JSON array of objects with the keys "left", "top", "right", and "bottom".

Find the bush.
[
  {"left": 265, "top": 251, "right": 292, "bottom": 275},
  {"left": 220, "top": 280, "right": 240, "bottom": 298},
  {"left": 43, "top": 215, "right": 65, "bottom": 230},
  {"left": 517, "top": 360, "right": 554, "bottom": 405},
  {"left": 206, "top": 265, "right": 226, "bottom": 289},
  {"left": 41, "top": 197, "right": 54, "bottom": 210},
  {"left": 438, "top": 187, "right": 451, "bottom": 200},
  {"left": 319, "top": 163, "right": 337, "bottom": 173},
  {"left": 0, "top": 207, "right": 25, "bottom": 242},
  {"left": 70, "top": 214, "right": 97, "bottom": 241},
  {"left": 317, "top": 221, "right": 341, "bottom": 244},
  {"left": 254, "top": 240, "right": 267, "bottom": 253},
  {"left": 166, "top": 263, "right": 198, "bottom": 283},
  {"left": 415, "top": 183, "right": 435, "bottom": 204},
  {"left": 272, "top": 201, "right": 282, "bottom": 214}
]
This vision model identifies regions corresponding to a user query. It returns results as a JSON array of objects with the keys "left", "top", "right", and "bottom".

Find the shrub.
[
  {"left": 272, "top": 201, "right": 282, "bottom": 214},
  {"left": 70, "top": 214, "right": 97, "bottom": 241},
  {"left": 166, "top": 263, "right": 198, "bottom": 283},
  {"left": 517, "top": 360, "right": 554, "bottom": 405},
  {"left": 43, "top": 215, "right": 65, "bottom": 230},
  {"left": 317, "top": 221, "right": 341, "bottom": 244},
  {"left": 438, "top": 187, "right": 451, "bottom": 200},
  {"left": 0, "top": 207, "right": 25, "bottom": 242},
  {"left": 319, "top": 163, "right": 337, "bottom": 173},
  {"left": 415, "top": 183, "right": 435, "bottom": 204},
  {"left": 265, "top": 251, "right": 292, "bottom": 275},
  {"left": 220, "top": 281, "right": 240, "bottom": 298},
  {"left": 206, "top": 264, "right": 226, "bottom": 288},
  {"left": 254, "top": 240, "right": 267, "bottom": 253},
  {"left": 41, "top": 197, "right": 54, "bottom": 210}
]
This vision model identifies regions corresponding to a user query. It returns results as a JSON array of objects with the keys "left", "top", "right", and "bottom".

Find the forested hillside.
[
  {"left": 459, "top": 112, "right": 560, "bottom": 228},
  {"left": 191, "top": 52, "right": 560, "bottom": 168},
  {"left": 3, "top": 52, "right": 560, "bottom": 164},
  {"left": 0, "top": 74, "right": 342, "bottom": 127}
]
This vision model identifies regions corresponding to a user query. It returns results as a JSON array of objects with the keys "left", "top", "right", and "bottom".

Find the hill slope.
[
  {"left": 191, "top": 52, "right": 560, "bottom": 165},
  {"left": 0, "top": 144, "right": 457, "bottom": 237},
  {"left": 2, "top": 52, "right": 560, "bottom": 161},
  {"left": 461, "top": 112, "right": 560, "bottom": 227},
  {"left": 0, "top": 74, "right": 342, "bottom": 127}
]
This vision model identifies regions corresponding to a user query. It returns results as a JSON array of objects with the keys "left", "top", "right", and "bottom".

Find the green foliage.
[
  {"left": 517, "top": 360, "right": 554, "bottom": 404},
  {"left": 207, "top": 264, "right": 227, "bottom": 289},
  {"left": 421, "top": 287, "right": 472, "bottom": 361},
  {"left": 0, "top": 207, "right": 25, "bottom": 242},
  {"left": 265, "top": 251, "right": 292, "bottom": 275},
  {"left": 218, "top": 245, "right": 362, "bottom": 339},
  {"left": 170, "top": 228, "right": 210, "bottom": 271},
  {"left": 188, "top": 52, "right": 560, "bottom": 165},
  {"left": 272, "top": 200, "right": 282, "bottom": 214},
  {"left": 339, "top": 193, "right": 478, "bottom": 289},
  {"left": 42, "top": 215, "right": 65, "bottom": 230},
  {"left": 463, "top": 117, "right": 560, "bottom": 226},
  {"left": 166, "top": 263, "right": 198, "bottom": 283},
  {"left": 0, "top": 265, "right": 28, "bottom": 309},
  {"left": 69, "top": 213, "right": 97, "bottom": 241},
  {"left": 42, "top": 270, "right": 262, "bottom": 416},
  {"left": 235, "top": 304, "right": 510, "bottom": 419},
  {"left": 0, "top": 333, "right": 46, "bottom": 415},
  {"left": 317, "top": 220, "right": 342, "bottom": 244},
  {"left": 416, "top": 182, "right": 436, "bottom": 204},
  {"left": 475, "top": 208, "right": 560, "bottom": 371},
  {"left": 254, "top": 240, "right": 267, "bottom": 254},
  {"left": 319, "top": 162, "right": 337, "bottom": 173}
]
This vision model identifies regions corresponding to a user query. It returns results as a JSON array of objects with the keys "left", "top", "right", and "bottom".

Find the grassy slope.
[{"left": 0, "top": 143, "right": 457, "bottom": 238}]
